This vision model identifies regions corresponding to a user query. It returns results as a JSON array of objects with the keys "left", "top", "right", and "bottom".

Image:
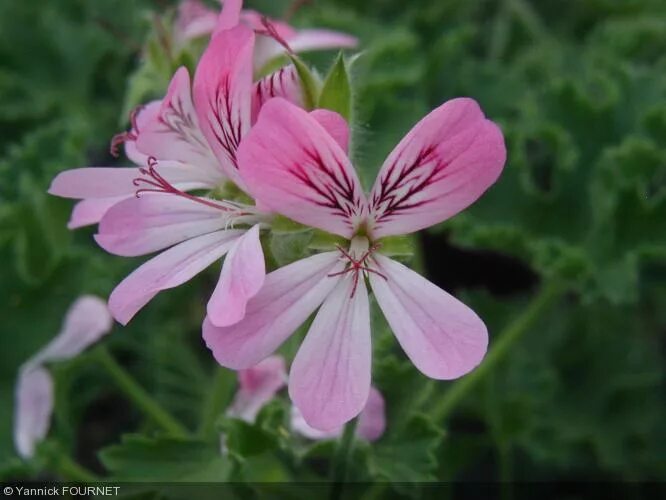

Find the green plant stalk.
[
  {"left": 42, "top": 447, "right": 99, "bottom": 482},
  {"left": 329, "top": 418, "right": 358, "bottom": 500},
  {"left": 199, "top": 368, "right": 233, "bottom": 437},
  {"left": 96, "top": 347, "right": 188, "bottom": 437},
  {"left": 431, "top": 281, "right": 564, "bottom": 420}
]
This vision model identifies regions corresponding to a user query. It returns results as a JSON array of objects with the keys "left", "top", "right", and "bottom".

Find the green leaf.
[
  {"left": 317, "top": 53, "right": 352, "bottom": 121},
  {"left": 368, "top": 414, "right": 444, "bottom": 482},
  {"left": 99, "top": 434, "right": 232, "bottom": 481},
  {"left": 288, "top": 55, "right": 320, "bottom": 110}
]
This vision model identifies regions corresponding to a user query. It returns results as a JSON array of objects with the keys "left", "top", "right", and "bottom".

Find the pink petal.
[
  {"left": 193, "top": 25, "right": 254, "bottom": 191},
  {"left": 238, "top": 98, "right": 366, "bottom": 238},
  {"left": 29, "top": 296, "right": 113, "bottom": 367},
  {"left": 207, "top": 224, "right": 265, "bottom": 327},
  {"left": 290, "top": 406, "right": 341, "bottom": 440},
  {"left": 368, "top": 98, "right": 506, "bottom": 239},
  {"left": 213, "top": 0, "right": 243, "bottom": 34},
  {"left": 203, "top": 252, "right": 343, "bottom": 369},
  {"left": 135, "top": 67, "right": 222, "bottom": 178},
  {"left": 369, "top": 254, "right": 488, "bottom": 379},
  {"left": 68, "top": 197, "right": 126, "bottom": 229},
  {"left": 289, "top": 274, "right": 371, "bottom": 431},
  {"left": 14, "top": 367, "right": 53, "bottom": 459},
  {"left": 175, "top": 0, "right": 218, "bottom": 42},
  {"left": 288, "top": 29, "right": 358, "bottom": 53},
  {"left": 227, "top": 355, "right": 287, "bottom": 422},
  {"left": 356, "top": 386, "right": 386, "bottom": 441},
  {"left": 251, "top": 65, "right": 304, "bottom": 124},
  {"left": 49, "top": 164, "right": 215, "bottom": 200},
  {"left": 109, "top": 230, "right": 243, "bottom": 325},
  {"left": 310, "top": 109, "right": 350, "bottom": 153},
  {"left": 241, "top": 10, "right": 296, "bottom": 39},
  {"left": 290, "top": 386, "right": 385, "bottom": 441},
  {"left": 95, "top": 194, "right": 227, "bottom": 257}
]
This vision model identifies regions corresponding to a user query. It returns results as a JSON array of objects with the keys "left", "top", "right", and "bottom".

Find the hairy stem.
[{"left": 96, "top": 347, "right": 188, "bottom": 437}]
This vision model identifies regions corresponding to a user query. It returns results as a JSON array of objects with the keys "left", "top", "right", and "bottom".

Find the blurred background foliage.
[{"left": 0, "top": 0, "right": 664, "bottom": 493}]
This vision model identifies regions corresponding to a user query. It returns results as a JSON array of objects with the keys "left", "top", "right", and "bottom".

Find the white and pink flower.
[
  {"left": 203, "top": 97, "right": 506, "bottom": 431},
  {"left": 14, "top": 296, "right": 113, "bottom": 458}
]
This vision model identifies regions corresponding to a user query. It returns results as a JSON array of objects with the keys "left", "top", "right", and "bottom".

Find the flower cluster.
[{"left": 47, "top": 0, "right": 506, "bottom": 433}]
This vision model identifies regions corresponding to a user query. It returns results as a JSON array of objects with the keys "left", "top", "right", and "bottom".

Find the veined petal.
[
  {"left": 14, "top": 367, "right": 53, "bottom": 459},
  {"left": 238, "top": 98, "right": 366, "bottom": 238},
  {"left": 68, "top": 197, "right": 126, "bottom": 229},
  {"left": 207, "top": 224, "right": 265, "bottom": 327},
  {"left": 109, "top": 230, "right": 243, "bottom": 325},
  {"left": 135, "top": 67, "right": 221, "bottom": 178},
  {"left": 227, "top": 355, "right": 287, "bottom": 422},
  {"left": 369, "top": 255, "right": 488, "bottom": 379},
  {"left": 251, "top": 65, "right": 304, "bottom": 124},
  {"left": 193, "top": 25, "right": 254, "bottom": 191},
  {"left": 289, "top": 274, "right": 371, "bottom": 431},
  {"left": 49, "top": 164, "right": 215, "bottom": 200},
  {"left": 310, "top": 109, "right": 350, "bottom": 153},
  {"left": 203, "top": 252, "right": 343, "bottom": 369},
  {"left": 368, "top": 98, "right": 506, "bottom": 239},
  {"left": 95, "top": 194, "right": 228, "bottom": 257},
  {"left": 28, "top": 296, "right": 113, "bottom": 368}
]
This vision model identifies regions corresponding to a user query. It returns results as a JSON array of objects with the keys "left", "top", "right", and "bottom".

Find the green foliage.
[{"left": 0, "top": 0, "right": 664, "bottom": 490}]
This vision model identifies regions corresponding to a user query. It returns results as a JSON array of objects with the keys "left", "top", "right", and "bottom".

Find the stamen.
[
  {"left": 133, "top": 157, "right": 242, "bottom": 213},
  {"left": 255, "top": 17, "right": 293, "bottom": 54},
  {"left": 327, "top": 242, "right": 387, "bottom": 297},
  {"left": 110, "top": 105, "right": 144, "bottom": 157}
]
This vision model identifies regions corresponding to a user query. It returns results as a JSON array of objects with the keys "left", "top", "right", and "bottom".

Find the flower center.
[{"left": 328, "top": 236, "right": 387, "bottom": 297}]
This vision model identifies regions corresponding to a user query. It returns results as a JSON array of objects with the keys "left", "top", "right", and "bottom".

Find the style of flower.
[
  {"left": 49, "top": 10, "right": 314, "bottom": 326},
  {"left": 14, "top": 296, "right": 113, "bottom": 458},
  {"left": 227, "top": 355, "right": 386, "bottom": 442},
  {"left": 175, "top": 0, "right": 358, "bottom": 71},
  {"left": 203, "top": 97, "right": 506, "bottom": 430}
]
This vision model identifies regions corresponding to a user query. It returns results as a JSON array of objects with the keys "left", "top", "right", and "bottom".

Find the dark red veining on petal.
[
  {"left": 254, "top": 16, "right": 293, "bottom": 54},
  {"left": 287, "top": 147, "right": 364, "bottom": 226},
  {"left": 328, "top": 243, "right": 387, "bottom": 297},
  {"left": 206, "top": 75, "right": 243, "bottom": 168},
  {"left": 370, "top": 144, "right": 451, "bottom": 224},
  {"left": 253, "top": 66, "right": 298, "bottom": 110},
  {"left": 110, "top": 106, "right": 144, "bottom": 157},
  {"left": 158, "top": 93, "right": 210, "bottom": 153},
  {"left": 133, "top": 157, "right": 232, "bottom": 211}
]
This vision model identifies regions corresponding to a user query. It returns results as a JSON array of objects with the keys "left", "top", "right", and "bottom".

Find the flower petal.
[
  {"left": 175, "top": 0, "right": 218, "bottom": 42},
  {"left": 287, "top": 29, "right": 358, "bottom": 54},
  {"left": 356, "top": 386, "right": 386, "bottom": 442},
  {"left": 193, "top": 24, "right": 254, "bottom": 191},
  {"left": 95, "top": 194, "right": 227, "bottom": 257},
  {"left": 251, "top": 65, "right": 303, "bottom": 123},
  {"left": 135, "top": 67, "right": 221, "bottom": 178},
  {"left": 290, "top": 406, "right": 341, "bottom": 440},
  {"left": 14, "top": 367, "right": 53, "bottom": 459},
  {"left": 207, "top": 224, "right": 265, "bottom": 327},
  {"left": 203, "top": 252, "right": 343, "bottom": 369},
  {"left": 289, "top": 274, "right": 371, "bottom": 431},
  {"left": 227, "top": 355, "right": 287, "bottom": 422},
  {"left": 213, "top": 0, "right": 243, "bottom": 34},
  {"left": 238, "top": 98, "right": 366, "bottom": 238},
  {"left": 68, "top": 197, "right": 126, "bottom": 229},
  {"left": 29, "top": 295, "right": 113, "bottom": 367},
  {"left": 49, "top": 164, "right": 215, "bottom": 199},
  {"left": 310, "top": 109, "right": 350, "bottom": 153},
  {"left": 369, "top": 255, "right": 488, "bottom": 379},
  {"left": 368, "top": 98, "right": 506, "bottom": 239},
  {"left": 109, "top": 230, "right": 243, "bottom": 325}
]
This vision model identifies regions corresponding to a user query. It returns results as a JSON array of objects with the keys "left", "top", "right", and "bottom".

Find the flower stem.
[
  {"left": 41, "top": 446, "right": 99, "bottom": 482},
  {"left": 95, "top": 347, "right": 188, "bottom": 437},
  {"left": 432, "top": 280, "right": 565, "bottom": 420},
  {"left": 198, "top": 368, "right": 234, "bottom": 438},
  {"left": 329, "top": 418, "right": 358, "bottom": 500}
]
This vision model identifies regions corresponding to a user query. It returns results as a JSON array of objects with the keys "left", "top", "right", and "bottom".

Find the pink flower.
[
  {"left": 203, "top": 97, "right": 506, "bottom": 430},
  {"left": 15, "top": 296, "right": 113, "bottom": 458},
  {"left": 50, "top": 19, "right": 307, "bottom": 326},
  {"left": 226, "top": 355, "right": 386, "bottom": 442},
  {"left": 175, "top": 0, "right": 358, "bottom": 71}
]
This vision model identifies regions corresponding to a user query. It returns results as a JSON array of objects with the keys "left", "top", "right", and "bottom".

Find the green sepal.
[
  {"left": 317, "top": 52, "right": 352, "bottom": 121},
  {"left": 288, "top": 54, "right": 321, "bottom": 110}
]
